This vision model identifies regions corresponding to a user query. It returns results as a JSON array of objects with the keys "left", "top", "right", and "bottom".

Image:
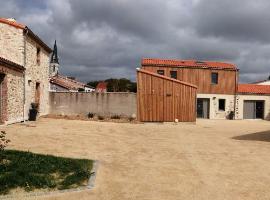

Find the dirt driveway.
[{"left": 3, "top": 118, "right": 270, "bottom": 200}]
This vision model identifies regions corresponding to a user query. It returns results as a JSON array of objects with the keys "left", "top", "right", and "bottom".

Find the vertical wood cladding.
[
  {"left": 141, "top": 66, "right": 238, "bottom": 94},
  {"left": 137, "top": 69, "right": 197, "bottom": 122}
]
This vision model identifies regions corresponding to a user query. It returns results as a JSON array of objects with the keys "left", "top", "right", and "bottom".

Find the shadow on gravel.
[{"left": 232, "top": 130, "right": 270, "bottom": 142}]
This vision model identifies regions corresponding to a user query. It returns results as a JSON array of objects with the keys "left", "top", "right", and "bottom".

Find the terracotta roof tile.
[
  {"left": 96, "top": 82, "right": 108, "bottom": 90},
  {"left": 0, "top": 18, "right": 25, "bottom": 29},
  {"left": 238, "top": 84, "right": 270, "bottom": 95},
  {"left": 50, "top": 75, "right": 86, "bottom": 90},
  {"left": 141, "top": 58, "right": 238, "bottom": 70}
]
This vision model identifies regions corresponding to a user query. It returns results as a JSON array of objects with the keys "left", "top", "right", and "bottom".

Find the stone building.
[{"left": 0, "top": 18, "right": 52, "bottom": 124}]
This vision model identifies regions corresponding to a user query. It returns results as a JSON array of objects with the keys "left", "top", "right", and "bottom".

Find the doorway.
[
  {"left": 35, "top": 82, "right": 40, "bottom": 109},
  {"left": 243, "top": 100, "right": 264, "bottom": 119},
  {"left": 197, "top": 98, "right": 210, "bottom": 119}
]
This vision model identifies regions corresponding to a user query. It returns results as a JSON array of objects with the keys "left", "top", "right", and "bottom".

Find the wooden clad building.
[
  {"left": 141, "top": 58, "right": 238, "bottom": 95},
  {"left": 137, "top": 69, "right": 197, "bottom": 122},
  {"left": 138, "top": 58, "right": 240, "bottom": 121}
]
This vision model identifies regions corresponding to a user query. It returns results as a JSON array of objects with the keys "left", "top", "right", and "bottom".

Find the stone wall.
[
  {"left": 0, "top": 23, "right": 24, "bottom": 65},
  {"left": 0, "top": 20, "right": 51, "bottom": 123},
  {"left": 49, "top": 92, "right": 137, "bottom": 117},
  {"left": 0, "top": 64, "right": 24, "bottom": 124},
  {"left": 24, "top": 36, "right": 50, "bottom": 117},
  {"left": 6, "top": 70, "right": 24, "bottom": 122}
]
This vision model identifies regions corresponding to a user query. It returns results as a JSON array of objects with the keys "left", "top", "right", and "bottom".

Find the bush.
[
  {"left": 111, "top": 115, "right": 121, "bottom": 119},
  {"left": 128, "top": 117, "right": 134, "bottom": 122},
  {"left": 87, "top": 112, "right": 95, "bottom": 118},
  {"left": 98, "top": 115, "right": 104, "bottom": 120},
  {"left": 0, "top": 131, "right": 10, "bottom": 151},
  {"left": 0, "top": 131, "right": 10, "bottom": 163}
]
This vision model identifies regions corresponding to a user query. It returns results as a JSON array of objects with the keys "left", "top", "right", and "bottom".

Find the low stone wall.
[{"left": 49, "top": 92, "right": 137, "bottom": 117}]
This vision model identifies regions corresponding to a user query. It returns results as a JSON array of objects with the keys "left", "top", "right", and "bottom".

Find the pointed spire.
[{"left": 50, "top": 40, "right": 59, "bottom": 64}]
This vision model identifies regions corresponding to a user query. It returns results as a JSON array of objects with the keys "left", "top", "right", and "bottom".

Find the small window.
[
  {"left": 36, "top": 47, "right": 41, "bottom": 65},
  {"left": 170, "top": 71, "right": 177, "bottom": 79},
  {"left": 218, "top": 99, "right": 225, "bottom": 111},
  {"left": 211, "top": 72, "right": 218, "bottom": 84},
  {"left": 157, "top": 70, "right": 164, "bottom": 75}
]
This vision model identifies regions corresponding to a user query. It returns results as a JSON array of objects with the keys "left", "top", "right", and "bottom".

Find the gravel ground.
[{"left": 2, "top": 118, "right": 270, "bottom": 200}]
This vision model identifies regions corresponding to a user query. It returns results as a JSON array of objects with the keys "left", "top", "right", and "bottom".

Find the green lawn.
[{"left": 0, "top": 150, "right": 93, "bottom": 195}]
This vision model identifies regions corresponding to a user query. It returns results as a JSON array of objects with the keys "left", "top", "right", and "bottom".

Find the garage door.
[{"left": 243, "top": 100, "right": 264, "bottom": 119}]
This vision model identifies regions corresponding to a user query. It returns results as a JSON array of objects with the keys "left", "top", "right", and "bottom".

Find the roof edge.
[
  {"left": 25, "top": 28, "right": 52, "bottom": 53},
  {"left": 0, "top": 57, "right": 25, "bottom": 72},
  {"left": 141, "top": 58, "right": 238, "bottom": 71},
  {"left": 137, "top": 68, "right": 198, "bottom": 89},
  {"left": 0, "top": 18, "right": 25, "bottom": 29}
]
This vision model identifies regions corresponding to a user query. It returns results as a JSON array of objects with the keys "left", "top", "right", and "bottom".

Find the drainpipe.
[
  {"left": 233, "top": 69, "right": 238, "bottom": 119},
  {"left": 23, "top": 28, "right": 28, "bottom": 122}
]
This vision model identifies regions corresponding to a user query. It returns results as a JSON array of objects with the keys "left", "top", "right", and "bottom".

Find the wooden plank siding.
[
  {"left": 137, "top": 69, "right": 197, "bottom": 122},
  {"left": 141, "top": 66, "right": 238, "bottom": 95}
]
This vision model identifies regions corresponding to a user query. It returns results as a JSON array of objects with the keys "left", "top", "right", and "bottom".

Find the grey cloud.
[
  {"left": 192, "top": 0, "right": 270, "bottom": 43},
  {"left": 0, "top": 0, "right": 270, "bottom": 83}
]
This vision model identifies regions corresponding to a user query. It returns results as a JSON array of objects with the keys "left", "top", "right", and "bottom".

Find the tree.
[{"left": 87, "top": 78, "right": 137, "bottom": 92}]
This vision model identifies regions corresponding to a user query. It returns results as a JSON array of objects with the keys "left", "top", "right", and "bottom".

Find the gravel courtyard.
[{"left": 3, "top": 118, "right": 270, "bottom": 200}]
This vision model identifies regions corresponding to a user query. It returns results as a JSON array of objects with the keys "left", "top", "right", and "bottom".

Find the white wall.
[
  {"left": 197, "top": 94, "right": 235, "bottom": 119},
  {"left": 235, "top": 94, "right": 270, "bottom": 120},
  {"left": 257, "top": 80, "right": 270, "bottom": 85}
]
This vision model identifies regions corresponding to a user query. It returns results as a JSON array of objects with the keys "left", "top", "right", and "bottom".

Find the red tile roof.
[
  {"left": 96, "top": 82, "right": 107, "bottom": 91},
  {"left": 50, "top": 75, "right": 86, "bottom": 90},
  {"left": 238, "top": 84, "right": 270, "bottom": 95},
  {"left": 0, "top": 18, "right": 25, "bottom": 29},
  {"left": 0, "top": 56, "right": 25, "bottom": 72},
  {"left": 0, "top": 18, "right": 52, "bottom": 53},
  {"left": 142, "top": 58, "right": 238, "bottom": 71}
]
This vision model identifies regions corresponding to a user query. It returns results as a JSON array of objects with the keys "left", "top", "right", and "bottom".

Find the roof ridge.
[{"left": 141, "top": 58, "right": 237, "bottom": 70}]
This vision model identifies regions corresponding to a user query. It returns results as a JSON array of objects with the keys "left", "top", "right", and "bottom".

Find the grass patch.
[{"left": 0, "top": 150, "right": 93, "bottom": 195}]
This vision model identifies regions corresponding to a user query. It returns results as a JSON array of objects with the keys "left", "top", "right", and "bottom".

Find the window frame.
[
  {"left": 211, "top": 72, "right": 218, "bottom": 84},
  {"left": 157, "top": 70, "right": 165, "bottom": 76},
  {"left": 36, "top": 47, "right": 41, "bottom": 66},
  {"left": 170, "top": 70, "right": 177, "bottom": 79},
  {"left": 218, "top": 99, "right": 226, "bottom": 111}
]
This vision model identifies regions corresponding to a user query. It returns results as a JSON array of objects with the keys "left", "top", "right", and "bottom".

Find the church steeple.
[
  {"left": 50, "top": 40, "right": 60, "bottom": 77},
  {"left": 51, "top": 40, "right": 59, "bottom": 64}
]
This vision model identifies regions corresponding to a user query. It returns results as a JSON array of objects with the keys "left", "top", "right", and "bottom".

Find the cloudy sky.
[{"left": 1, "top": 0, "right": 270, "bottom": 83}]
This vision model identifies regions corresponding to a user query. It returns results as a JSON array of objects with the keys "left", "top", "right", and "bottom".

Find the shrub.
[
  {"left": 111, "top": 115, "right": 121, "bottom": 119},
  {"left": 128, "top": 117, "right": 134, "bottom": 122},
  {"left": 0, "top": 131, "right": 10, "bottom": 163},
  {"left": 0, "top": 131, "right": 10, "bottom": 151},
  {"left": 98, "top": 115, "right": 104, "bottom": 120},
  {"left": 87, "top": 112, "right": 95, "bottom": 118}
]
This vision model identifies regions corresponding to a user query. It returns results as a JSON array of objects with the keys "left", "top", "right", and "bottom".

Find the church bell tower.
[{"left": 50, "top": 40, "right": 59, "bottom": 77}]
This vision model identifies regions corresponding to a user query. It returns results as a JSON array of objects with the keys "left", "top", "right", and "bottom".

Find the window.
[
  {"left": 36, "top": 47, "right": 41, "bottom": 65},
  {"left": 157, "top": 70, "right": 164, "bottom": 75},
  {"left": 170, "top": 71, "right": 177, "bottom": 79},
  {"left": 218, "top": 99, "right": 225, "bottom": 111},
  {"left": 211, "top": 72, "right": 218, "bottom": 84}
]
